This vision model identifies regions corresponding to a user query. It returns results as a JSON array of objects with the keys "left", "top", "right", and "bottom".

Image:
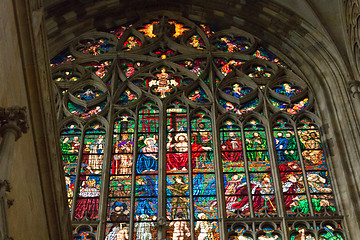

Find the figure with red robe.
[
  {"left": 221, "top": 132, "right": 243, "bottom": 162},
  {"left": 166, "top": 133, "right": 211, "bottom": 171}
]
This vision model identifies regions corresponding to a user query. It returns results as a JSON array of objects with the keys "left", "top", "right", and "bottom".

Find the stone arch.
[{"left": 45, "top": 5, "right": 360, "bottom": 239}]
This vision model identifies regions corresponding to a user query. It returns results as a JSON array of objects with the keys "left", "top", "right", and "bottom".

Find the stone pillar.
[{"left": 0, "top": 107, "right": 28, "bottom": 240}]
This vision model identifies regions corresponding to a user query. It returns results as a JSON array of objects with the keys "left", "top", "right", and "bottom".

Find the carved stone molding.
[
  {"left": 0, "top": 106, "right": 28, "bottom": 240},
  {"left": 0, "top": 106, "right": 29, "bottom": 139},
  {"left": 348, "top": 81, "right": 360, "bottom": 97}
]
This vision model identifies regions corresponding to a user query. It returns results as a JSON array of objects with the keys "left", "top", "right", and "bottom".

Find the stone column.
[{"left": 0, "top": 106, "right": 28, "bottom": 240}]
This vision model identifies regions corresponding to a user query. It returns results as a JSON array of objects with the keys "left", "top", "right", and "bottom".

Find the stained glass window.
[{"left": 53, "top": 16, "right": 345, "bottom": 240}]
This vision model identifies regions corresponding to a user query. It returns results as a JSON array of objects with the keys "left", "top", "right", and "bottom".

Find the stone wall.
[{"left": 0, "top": 0, "right": 71, "bottom": 239}]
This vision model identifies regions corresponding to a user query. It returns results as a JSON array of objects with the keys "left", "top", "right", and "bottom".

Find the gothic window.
[{"left": 53, "top": 16, "right": 345, "bottom": 240}]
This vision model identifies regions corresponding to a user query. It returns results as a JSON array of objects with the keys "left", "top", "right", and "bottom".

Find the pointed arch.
[{"left": 48, "top": 14, "right": 348, "bottom": 239}]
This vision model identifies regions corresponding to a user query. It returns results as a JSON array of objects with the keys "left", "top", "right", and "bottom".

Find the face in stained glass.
[
  {"left": 136, "top": 136, "right": 158, "bottom": 174},
  {"left": 74, "top": 86, "right": 103, "bottom": 101},
  {"left": 188, "top": 87, "right": 209, "bottom": 103},
  {"left": 107, "top": 198, "right": 131, "bottom": 221},
  {"left": 224, "top": 175, "right": 250, "bottom": 217},
  {"left": 216, "top": 36, "right": 250, "bottom": 52},
  {"left": 112, "top": 133, "right": 134, "bottom": 149},
  {"left": 123, "top": 36, "right": 141, "bottom": 50},
  {"left": 221, "top": 128, "right": 244, "bottom": 173},
  {"left": 306, "top": 172, "right": 332, "bottom": 194},
  {"left": 224, "top": 83, "right": 251, "bottom": 98},
  {"left": 76, "top": 38, "right": 114, "bottom": 55},
  {"left": 119, "top": 60, "right": 146, "bottom": 78},
  {"left": 167, "top": 175, "right": 189, "bottom": 196},
  {"left": 60, "top": 135, "right": 81, "bottom": 154},
  {"left": 247, "top": 66, "right": 272, "bottom": 78},
  {"left": 245, "top": 131, "right": 267, "bottom": 151},
  {"left": 74, "top": 175, "right": 101, "bottom": 220},
  {"left": 68, "top": 102, "right": 105, "bottom": 118},
  {"left": 273, "top": 83, "right": 301, "bottom": 97},
  {"left": 249, "top": 173, "right": 277, "bottom": 216},
  {"left": 166, "top": 133, "right": 190, "bottom": 173},
  {"left": 82, "top": 60, "right": 112, "bottom": 79},
  {"left": 215, "top": 58, "right": 244, "bottom": 76},
  {"left": 50, "top": 17, "right": 343, "bottom": 238},
  {"left": 146, "top": 67, "right": 181, "bottom": 98},
  {"left": 118, "top": 89, "right": 138, "bottom": 105},
  {"left": 298, "top": 129, "right": 322, "bottom": 150},
  {"left": 188, "top": 35, "right": 205, "bottom": 49}
]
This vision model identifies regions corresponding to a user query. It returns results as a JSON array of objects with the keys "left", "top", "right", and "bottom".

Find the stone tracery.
[{"left": 51, "top": 15, "right": 345, "bottom": 240}]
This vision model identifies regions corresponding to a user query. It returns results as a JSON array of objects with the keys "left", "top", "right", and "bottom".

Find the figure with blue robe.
[
  {"left": 136, "top": 138, "right": 158, "bottom": 174},
  {"left": 274, "top": 132, "right": 288, "bottom": 161},
  {"left": 135, "top": 176, "right": 158, "bottom": 218}
]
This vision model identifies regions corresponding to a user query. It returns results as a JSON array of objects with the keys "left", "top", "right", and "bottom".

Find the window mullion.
[
  {"left": 157, "top": 102, "right": 167, "bottom": 239},
  {"left": 293, "top": 122, "right": 315, "bottom": 217},
  {"left": 241, "top": 123, "right": 255, "bottom": 218},
  {"left": 210, "top": 105, "right": 227, "bottom": 239},
  {"left": 129, "top": 107, "right": 140, "bottom": 240},
  {"left": 71, "top": 125, "right": 86, "bottom": 222},
  {"left": 186, "top": 104, "right": 196, "bottom": 240},
  {"left": 98, "top": 112, "right": 113, "bottom": 239},
  {"left": 265, "top": 121, "right": 289, "bottom": 239}
]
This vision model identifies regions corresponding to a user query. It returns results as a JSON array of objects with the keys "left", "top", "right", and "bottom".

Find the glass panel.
[
  {"left": 250, "top": 173, "right": 277, "bottom": 216},
  {"left": 108, "top": 176, "right": 131, "bottom": 197},
  {"left": 166, "top": 218, "right": 191, "bottom": 239},
  {"left": 134, "top": 222, "right": 157, "bottom": 239},
  {"left": 224, "top": 173, "right": 249, "bottom": 217},
  {"left": 107, "top": 198, "right": 131, "bottom": 222},
  {"left": 60, "top": 123, "right": 82, "bottom": 214},
  {"left": 74, "top": 175, "right": 101, "bottom": 220},
  {"left": 105, "top": 223, "right": 129, "bottom": 240},
  {"left": 194, "top": 221, "right": 220, "bottom": 239},
  {"left": 297, "top": 118, "right": 337, "bottom": 215}
]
